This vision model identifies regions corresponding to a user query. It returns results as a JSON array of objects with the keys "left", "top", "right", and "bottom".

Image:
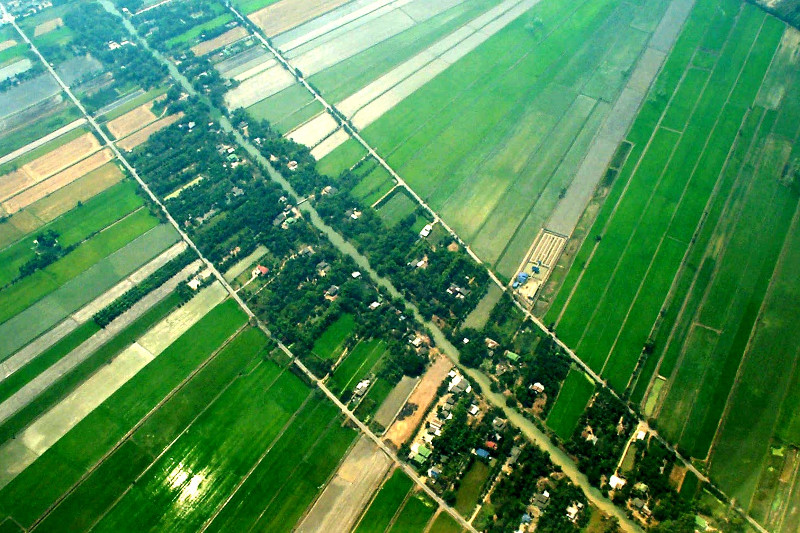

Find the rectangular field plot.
[
  {"left": 389, "top": 491, "right": 437, "bottom": 532},
  {"left": 0, "top": 222, "right": 179, "bottom": 358},
  {"left": 376, "top": 189, "right": 418, "bottom": 227},
  {"left": 354, "top": 468, "right": 414, "bottom": 533},
  {"left": 328, "top": 338, "right": 387, "bottom": 395},
  {"left": 312, "top": 313, "right": 356, "bottom": 360},
  {"left": 546, "top": 369, "right": 595, "bottom": 441}
]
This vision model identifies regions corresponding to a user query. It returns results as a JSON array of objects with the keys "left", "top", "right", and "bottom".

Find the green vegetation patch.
[
  {"left": 329, "top": 338, "right": 386, "bottom": 395},
  {"left": 317, "top": 138, "right": 367, "bottom": 178},
  {"left": 376, "top": 189, "right": 417, "bottom": 227},
  {"left": 454, "top": 459, "right": 491, "bottom": 515},
  {"left": 311, "top": 313, "right": 356, "bottom": 360},
  {"left": 428, "top": 512, "right": 462, "bottom": 533},
  {"left": 354, "top": 469, "right": 414, "bottom": 533},
  {"left": 389, "top": 492, "right": 436, "bottom": 532},
  {"left": 0, "top": 222, "right": 179, "bottom": 359},
  {"left": 546, "top": 369, "right": 595, "bottom": 440}
]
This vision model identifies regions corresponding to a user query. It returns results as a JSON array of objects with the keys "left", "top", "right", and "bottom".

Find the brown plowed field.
[
  {"left": 2, "top": 148, "right": 114, "bottom": 214},
  {"left": 248, "top": 0, "right": 349, "bottom": 37},
  {"left": 117, "top": 113, "right": 183, "bottom": 151},
  {"left": 0, "top": 40, "right": 17, "bottom": 52},
  {"left": 107, "top": 101, "right": 158, "bottom": 140},
  {"left": 190, "top": 26, "right": 248, "bottom": 56},
  {"left": 29, "top": 162, "right": 124, "bottom": 222},
  {"left": 33, "top": 17, "right": 63, "bottom": 37},
  {"left": 0, "top": 132, "right": 101, "bottom": 202}
]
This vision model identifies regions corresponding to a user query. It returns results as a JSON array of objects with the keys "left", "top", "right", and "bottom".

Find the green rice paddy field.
[
  {"left": 312, "top": 313, "right": 356, "bottom": 360},
  {"left": 328, "top": 338, "right": 387, "bottom": 395},
  {"left": 539, "top": 0, "right": 800, "bottom": 525},
  {"left": 546, "top": 369, "right": 595, "bottom": 441},
  {"left": 354, "top": 469, "right": 414, "bottom": 533}
]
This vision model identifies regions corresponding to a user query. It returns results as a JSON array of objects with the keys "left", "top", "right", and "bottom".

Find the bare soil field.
[
  {"left": 385, "top": 355, "right": 451, "bottom": 448},
  {"left": 106, "top": 101, "right": 158, "bottom": 140},
  {"left": 116, "top": 113, "right": 182, "bottom": 151},
  {"left": 2, "top": 148, "right": 113, "bottom": 214},
  {"left": 296, "top": 436, "right": 391, "bottom": 532},
  {"left": 27, "top": 162, "right": 124, "bottom": 222},
  {"left": 248, "top": 0, "right": 350, "bottom": 37},
  {"left": 0, "top": 132, "right": 100, "bottom": 202},
  {"left": 191, "top": 26, "right": 248, "bottom": 57},
  {"left": 374, "top": 375, "right": 419, "bottom": 428},
  {"left": 33, "top": 17, "right": 62, "bottom": 37},
  {"left": 0, "top": 39, "right": 17, "bottom": 52},
  {"left": 286, "top": 112, "right": 338, "bottom": 147},
  {"left": 225, "top": 66, "right": 295, "bottom": 108}
]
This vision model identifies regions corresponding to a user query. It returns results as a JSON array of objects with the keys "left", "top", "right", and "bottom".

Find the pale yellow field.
[
  {"left": 29, "top": 162, "right": 124, "bottom": 223},
  {"left": 107, "top": 102, "right": 158, "bottom": 140},
  {"left": 190, "top": 26, "right": 248, "bottom": 56},
  {"left": 33, "top": 17, "right": 63, "bottom": 37},
  {"left": 2, "top": 149, "right": 114, "bottom": 214},
  {"left": 249, "top": 0, "right": 349, "bottom": 37},
  {"left": 0, "top": 133, "right": 101, "bottom": 202},
  {"left": 0, "top": 40, "right": 17, "bottom": 52},
  {"left": 117, "top": 113, "right": 183, "bottom": 151}
]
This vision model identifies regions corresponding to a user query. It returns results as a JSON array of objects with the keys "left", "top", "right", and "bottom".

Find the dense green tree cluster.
[{"left": 93, "top": 249, "right": 198, "bottom": 327}]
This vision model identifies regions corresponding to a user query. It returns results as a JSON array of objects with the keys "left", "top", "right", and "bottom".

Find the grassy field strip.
[
  {"left": 550, "top": 3, "right": 776, "bottom": 383},
  {"left": 328, "top": 339, "right": 386, "bottom": 395},
  {"left": 222, "top": 244, "right": 267, "bottom": 282},
  {"left": 353, "top": 468, "right": 414, "bottom": 533},
  {"left": 595, "top": 14, "right": 786, "bottom": 391},
  {"left": 348, "top": 0, "right": 541, "bottom": 132},
  {"left": 0, "top": 283, "right": 226, "bottom": 490},
  {"left": 0, "top": 259, "right": 201, "bottom": 430},
  {"left": 0, "top": 241, "right": 187, "bottom": 377},
  {"left": 709, "top": 201, "right": 800, "bottom": 505},
  {"left": 545, "top": 369, "right": 595, "bottom": 441},
  {"left": 428, "top": 511, "right": 462, "bottom": 533},
  {"left": 544, "top": 0, "right": 738, "bottom": 327},
  {"left": 312, "top": 313, "right": 356, "bottom": 360},
  {"left": 296, "top": 436, "right": 391, "bottom": 532},
  {"left": 33, "top": 331, "right": 291, "bottom": 531},
  {"left": 0, "top": 223, "right": 179, "bottom": 359},
  {"left": 651, "top": 107, "right": 781, "bottom": 443},
  {"left": 543, "top": 0, "right": 695, "bottom": 238},
  {"left": 0, "top": 301, "right": 248, "bottom": 528},
  {"left": 314, "top": 136, "right": 367, "bottom": 175},
  {"left": 201, "top": 398, "right": 346, "bottom": 531},
  {"left": 0, "top": 179, "right": 142, "bottom": 289},
  {"left": 0, "top": 119, "right": 86, "bottom": 167},
  {"left": 453, "top": 460, "right": 490, "bottom": 516},
  {"left": 307, "top": 0, "right": 499, "bottom": 106},
  {"left": 278, "top": 0, "right": 403, "bottom": 54},
  {"left": 387, "top": 491, "right": 437, "bottom": 532}
]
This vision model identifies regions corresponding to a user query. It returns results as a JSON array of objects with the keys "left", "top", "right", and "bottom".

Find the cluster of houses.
[{"left": 6, "top": 0, "right": 51, "bottom": 17}]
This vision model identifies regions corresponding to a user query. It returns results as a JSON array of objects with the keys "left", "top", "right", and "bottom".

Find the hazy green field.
[
  {"left": 546, "top": 369, "right": 595, "bottom": 441},
  {"left": 312, "top": 313, "right": 356, "bottom": 360},
  {"left": 377, "top": 189, "right": 417, "bottom": 227},
  {"left": 361, "top": 0, "right": 670, "bottom": 278},
  {"left": 328, "top": 338, "right": 386, "bottom": 395},
  {"left": 454, "top": 460, "right": 490, "bottom": 516},
  {"left": 428, "top": 512, "right": 462, "bottom": 533},
  {"left": 354, "top": 469, "right": 414, "bottom": 533},
  {"left": 0, "top": 180, "right": 144, "bottom": 288},
  {"left": 316, "top": 138, "right": 367, "bottom": 178},
  {"left": 0, "top": 222, "right": 179, "bottom": 359},
  {"left": 389, "top": 492, "right": 436, "bottom": 533}
]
